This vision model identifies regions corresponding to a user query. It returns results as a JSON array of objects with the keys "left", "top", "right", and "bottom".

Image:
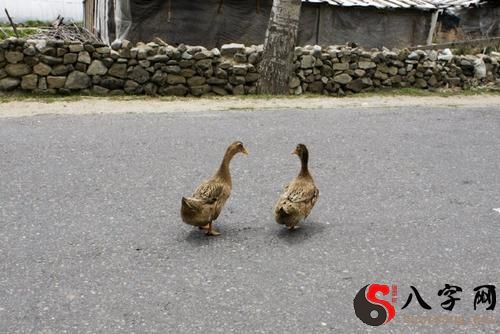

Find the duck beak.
[
  {"left": 241, "top": 147, "right": 249, "bottom": 155},
  {"left": 291, "top": 148, "right": 298, "bottom": 155}
]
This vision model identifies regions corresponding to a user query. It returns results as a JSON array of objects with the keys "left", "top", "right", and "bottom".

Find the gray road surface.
[{"left": 1, "top": 105, "right": 499, "bottom": 333}]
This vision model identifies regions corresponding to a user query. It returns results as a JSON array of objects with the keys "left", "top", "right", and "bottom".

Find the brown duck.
[
  {"left": 181, "top": 141, "right": 248, "bottom": 236},
  {"left": 275, "top": 144, "right": 319, "bottom": 230}
]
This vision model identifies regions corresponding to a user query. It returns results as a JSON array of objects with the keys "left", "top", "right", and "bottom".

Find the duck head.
[
  {"left": 227, "top": 141, "right": 249, "bottom": 156},
  {"left": 292, "top": 143, "right": 308, "bottom": 163}
]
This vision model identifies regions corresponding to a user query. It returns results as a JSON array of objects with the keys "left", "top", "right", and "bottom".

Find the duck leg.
[
  {"left": 206, "top": 222, "right": 221, "bottom": 236},
  {"left": 198, "top": 224, "right": 210, "bottom": 230}
]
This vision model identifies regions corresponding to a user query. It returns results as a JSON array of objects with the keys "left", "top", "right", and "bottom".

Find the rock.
[
  {"left": 108, "top": 63, "right": 127, "bottom": 78},
  {"left": 358, "top": 61, "right": 376, "bottom": 69},
  {"left": 221, "top": 43, "right": 245, "bottom": 57},
  {"left": 138, "top": 60, "right": 150, "bottom": 68},
  {"left": 148, "top": 55, "right": 169, "bottom": 62},
  {"left": 245, "top": 72, "right": 259, "bottom": 83},
  {"left": 96, "top": 47, "right": 110, "bottom": 54},
  {"left": 63, "top": 53, "right": 78, "bottom": 64},
  {"left": 33, "top": 63, "right": 52, "bottom": 76},
  {"left": 41, "top": 55, "right": 63, "bottom": 65},
  {"left": 301, "top": 55, "right": 314, "bottom": 69},
  {"left": 232, "top": 84, "right": 245, "bottom": 95},
  {"left": 354, "top": 69, "right": 366, "bottom": 77},
  {"left": 415, "top": 78, "right": 427, "bottom": 88},
  {"left": 78, "top": 51, "right": 91, "bottom": 64},
  {"left": 167, "top": 74, "right": 186, "bottom": 85},
  {"left": 248, "top": 52, "right": 259, "bottom": 64},
  {"left": 75, "top": 63, "right": 87, "bottom": 72},
  {"left": 187, "top": 76, "right": 206, "bottom": 86},
  {"left": 289, "top": 76, "right": 301, "bottom": 89},
  {"left": 37, "top": 77, "right": 47, "bottom": 90},
  {"left": 100, "top": 77, "right": 124, "bottom": 89},
  {"left": 151, "top": 71, "right": 167, "bottom": 85},
  {"left": 51, "top": 65, "right": 69, "bottom": 76},
  {"left": 361, "top": 78, "right": 373, "bottom": 86},
  {"left": 474, "top": 58, "right": 486, "bottom": 79},
  {"left": 229, "top": 76, "right": 246, "bottom": 85},
  {"left": 124, "top": 80, "right": 141, "bottom": 94},
  {"left": 111, "top": 40, "right": 122, "bottom": 50},
  {"left": 207, "top": 77, "right": 227, "bottom": 85},
  {"left": 161, "top": 84, "right": 188, "bottom": 96},
  {"left": 234, "top": 53, "right": 247, "bottom": 63},
  {"left": 408, "top": 51, "right": 420, "bottom": 60},
  {"left": 181, "top": 52, "right": 193, "bottom": 60},
  {"left": 69, "top": 44, "right": 84, "bottom": 52},
  {"left": 6, "top": 51, "right": 24, "bottom": 63},
  {"left": 57, "top": 48, "right": 67, "bottom": 57},
  {"left": 87, "top": 60, "right": 108, "bottom": 75},
  {"left": 212, "top": 86, "right": 228, "bottom": 96},
  {"left": 428, "top": 50, "right": 438, "bottom": 61},
  {"left": 388, "top": 66, "right": 398, "bottom": 76},
  {"left": 374, "top": 71, "right": 388, "bottom": 80},
  {"left": 84, "top": 44, "right": 95, "bottom": 53},
  {"left": 428, "top": 75, "right": 438, "bottom": 87},
  {"left": 211, "top": 48, "right": 221, "bottom": 57},
  {"left": 144, "top": 82, "right": 157, "bottom": 95},
  {"left": 165, "top": 65, "right": 181, "bottom": 74},
  {"left": 195, "top": 59, "right": 212, "bottom": 71},
  {"left": 0, "top": 77, "right": 20, "bottom": 90},
  {"left": 190, "top": 84, "right": 211, "bottom": 96},
  {"left": 64, "top": 71, "right": 91, "bottom": 89},
  {"left": 346, "top": 78, "right": 365, "bottom": 92},
  {"left": 128, "top": 66, "right": 150, "bottom": 83},
  {"left": 47, "top": 76, "right": 67, "bottom": 89},
  {"left": 332, "top": 62, "right": 349, "bottom": 71},
  {"left": 193, "top": 50, "right": 213, "bottom": 60},
  {"left": 121, "top": 40, "right": 132, "bottom": 50},
  {"left": 181, "top": 68, "right": 196, "bottom": 78},
  {"left": 232, "top": 64, "right": 248, "bottom": 76},
  {"left": 438, "top": 48, "right": 453, "bottom": 62},
  {"left": 333, "top": 73, "right": 352, "bottom": 84},
  {"left": 307, "top": 81, "right": 324, "bottom": 93},
  {"left": 5, "top": 63, "right": 31, "bottom": 77},
  {"left": 92, "top": 85, "right": 110, "bottom": 94},
  {"left": 312, "top": 45, "right": 322, "bottom": 57}
]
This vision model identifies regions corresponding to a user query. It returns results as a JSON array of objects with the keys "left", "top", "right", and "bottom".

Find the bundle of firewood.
[{"left": 27, "top": 16, "right": 102, "bottom": 43}]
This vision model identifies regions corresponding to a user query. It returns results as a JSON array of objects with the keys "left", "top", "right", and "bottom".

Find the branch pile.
[{"left": 27, "top": 16, "right": 102, "bottom": 43}]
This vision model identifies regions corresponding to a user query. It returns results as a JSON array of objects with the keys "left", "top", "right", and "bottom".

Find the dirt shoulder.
[{"left": 1, "top": 95, "right": 500, "bottom": 118}]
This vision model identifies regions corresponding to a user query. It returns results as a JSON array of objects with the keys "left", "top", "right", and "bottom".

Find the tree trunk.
[{"left": 257, "top": 0, "right": 302, "bottom": 95}]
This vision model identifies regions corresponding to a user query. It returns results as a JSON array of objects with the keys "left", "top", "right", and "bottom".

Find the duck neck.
[
  {"left": 298, "top": 152, "right": 310, "bottom": 178},
  {"left": 216, "top": 148, "right": 235, "bottom": 182}
]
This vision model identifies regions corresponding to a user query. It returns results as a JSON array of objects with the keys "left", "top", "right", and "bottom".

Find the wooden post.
[
  {"left": 4, "top": 8, "right": 19, "bottom": 38},
  {"left": 427, "top": 9, "right": 441, "bottom": 45}
]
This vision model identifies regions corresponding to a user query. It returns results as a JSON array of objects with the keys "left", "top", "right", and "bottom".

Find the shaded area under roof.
[{"left": 303, "top": 0, "right": 437, "bottom": 9}]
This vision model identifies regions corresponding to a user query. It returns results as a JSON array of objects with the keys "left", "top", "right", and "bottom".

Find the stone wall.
[{"left": 0, "top": 38, "right": 499, "bottom": 96}]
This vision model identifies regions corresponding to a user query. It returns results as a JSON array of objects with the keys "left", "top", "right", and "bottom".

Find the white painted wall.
[{"left": 0, "top": 0, "right": 83, "bottom": 23}]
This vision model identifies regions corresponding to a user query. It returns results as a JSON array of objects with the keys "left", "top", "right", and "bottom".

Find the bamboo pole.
[{"left": 4, "top": 8, "right": 19, "bottom": 38}]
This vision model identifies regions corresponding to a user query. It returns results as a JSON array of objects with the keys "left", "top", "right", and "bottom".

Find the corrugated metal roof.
[
  {"left": 430, "top": 0, "right": 487, "bottom": 8},
  {"left": 303, "top": 0, "right": 438, "bottom": 9},
  {"left": 304, "top": 0, "right": 494, "bottom": 9}
]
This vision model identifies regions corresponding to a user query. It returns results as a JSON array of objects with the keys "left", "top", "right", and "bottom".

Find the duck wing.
[
  {"left": 193, "top": 179, "right": 227, "bottom": 204},
  {"left": 284, "top": 180, "right": 319, "bottom": 204}
]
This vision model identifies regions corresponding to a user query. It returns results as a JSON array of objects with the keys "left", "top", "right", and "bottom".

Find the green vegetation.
[
  {"left": 0, "top": 86, "right": 499, "bottom": 104},
  {"left": 0, "top": 27, "right": 40, "bottom": 39}
]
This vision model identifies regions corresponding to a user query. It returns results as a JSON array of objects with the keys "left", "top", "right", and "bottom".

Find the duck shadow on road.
[{"left": 275, "top": 221, "right": 326, "bottom": 245}]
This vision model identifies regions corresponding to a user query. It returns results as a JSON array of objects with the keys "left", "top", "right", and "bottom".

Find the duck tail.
[{"left": 181, "top": 197, "right": 201, "bottom": 212}]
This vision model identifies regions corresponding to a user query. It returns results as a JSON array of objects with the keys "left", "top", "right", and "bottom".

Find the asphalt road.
[{"left": 1, "top": 105, "right": 499, "bottom": 333}]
